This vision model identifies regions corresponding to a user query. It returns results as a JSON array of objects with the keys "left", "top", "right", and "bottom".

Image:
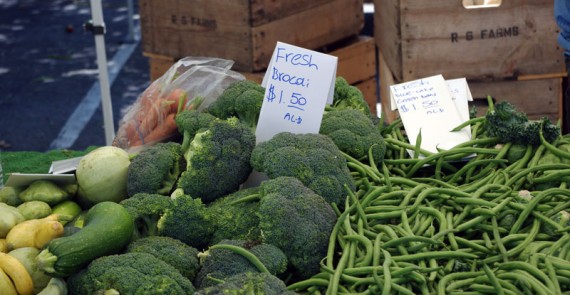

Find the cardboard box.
[
  {"left": 374, "top": 0, "right": 565, "bottom": 82},
  {"left": 140, "top": 0, "right": 364, "bottom": 72}
]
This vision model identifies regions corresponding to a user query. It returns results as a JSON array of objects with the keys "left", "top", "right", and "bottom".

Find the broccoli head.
[
  {"left": 125, "top": 235, "right": 201, "bottom": 281},
  {"left": 177, "top": 117, "right": 256, "bottom": 203},
  {"left": 206, "top": 186, "right": 263, "bottom": 245},
  {"left": 257, "top": 177, "right": 337, "bottom": 279},
  {"left": 175, "top": 109, "right": 217, "bottom": 151},
  {"left": 157, "top": 192, "right": 214, "bottom": 250},
  {"left": 194, "top": 239, "right": 288, "bottom": 289},
  {"left": 485, "top": 100, "right": 560, "bottom": 146},
  {"left": 326, "top": 76, "right": 371, "bottom": 116},
  {"left": 320, "top": 109, "right": 386, "bottom": 166},
  {"left": 119, "top": 193, "right": 174, "bottom": 239},
  {"left": 206, "top": 79, "right": 265, "bottom": 129},
  {"left": 251, "top": 132, "right": 355, "bottom": 206},
  {"left": 66, "top": 252, "right": 195, "bottom": 295},
  {"left": 126, "top": 142, "right": 185, "bottom": 197},
  {"left": 195, "top": 272, "right": 297, "bottom": 295}
]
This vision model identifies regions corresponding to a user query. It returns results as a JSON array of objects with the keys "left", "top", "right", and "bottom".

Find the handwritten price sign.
[{"left": 256, "top": 42, "right": 337, "bottom": 143}]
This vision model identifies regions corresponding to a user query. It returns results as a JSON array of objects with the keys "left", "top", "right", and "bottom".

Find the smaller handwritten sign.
[
  {"left": 446, "top": 78, "right": 474, "bottom": 136},
  {"left": 256, "top": 42, "right": 337, "bottom": 143},
  {"left": 389, "top": 75, "right": 471, "bottom": 155}
]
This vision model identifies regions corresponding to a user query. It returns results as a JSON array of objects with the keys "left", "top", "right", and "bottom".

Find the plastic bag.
[{"left": 112, "top": 57, "right": 245, "bottom": 150}]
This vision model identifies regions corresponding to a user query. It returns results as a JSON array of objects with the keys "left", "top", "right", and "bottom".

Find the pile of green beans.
[{"left": 287, "top": 117, "right": 570, "bottom": 294}]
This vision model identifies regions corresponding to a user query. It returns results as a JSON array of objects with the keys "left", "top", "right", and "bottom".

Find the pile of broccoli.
[
  {"left": 485, "top": 100, "right": 560, "bottom": 146},
  {"left": 250, "top": 131, "right": 355, "bottom": 206},
  {"left": 320, "top": 109, "right": 386, "bottom": 166}
]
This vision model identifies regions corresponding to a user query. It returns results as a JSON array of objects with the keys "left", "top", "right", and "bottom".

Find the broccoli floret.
[
  {"left": 177, "top": 117, "right": 256, "bottom": 203},
  {"left": 485, "top": 100, "right": 560, "bottom": 146},
  {"left": 175, "top": 109, "right": 217, "bottom": 151},
  {"left": 195, "top": 272, "right": 297, "bottom": 295},
  {"left": 251, "top": 132, "right": 355, "bottom": 206},
  {"left": 126, "top": 142, "right": 185, "bottom": 197},
  {"left": 206, "top": 80, "right": 265, "bottom": 129},
  {"left": 326, "top": 76, "right": 371, "bottom": 116},
  {"left": 67, "top": 252, "right": 195, "bottom": 295},
  {"left": 257, "top": 177, "right": 337, "bottom": 279},
  {"left": 320, "top": 109, "right": 387, "bottom": 166},
  {"left": 194, "top": 239, "right": 288, "bottom": 289},
  {"left": 119, "top": 193, "right": 174, "bottom": 239},
  {"left": 125, "top": 236, "right": 201, "bottom": 281},
  {"left": 157, "top": 192, "right": 214, "bottom": 250},
  {"left": 206, "top": 187, "right": 263, "bottom": 245}
]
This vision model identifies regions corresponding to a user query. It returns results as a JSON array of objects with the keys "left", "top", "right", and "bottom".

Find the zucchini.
[{"left": 36, "top": 201, "right": 134, "bottom": 277}]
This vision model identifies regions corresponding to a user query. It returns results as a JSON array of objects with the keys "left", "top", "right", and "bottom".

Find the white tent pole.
[
  {"left": 126, "top": 0, "right": 135, "bottom": 42},
  {"left": 89, "top": 0, "right": 115, "bottom": 145}
]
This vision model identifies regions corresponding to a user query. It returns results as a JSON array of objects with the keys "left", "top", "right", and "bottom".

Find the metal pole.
[
  {"left": 126, "top": 0, "right": 135, "bottom": 42},
  {"left": 89, "top": 0, "right": 115, "bottom": 145}
]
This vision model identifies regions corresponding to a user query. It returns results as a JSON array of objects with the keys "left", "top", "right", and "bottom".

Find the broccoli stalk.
[{"left": 119, "top": 193, "right": 174, "bottom": 239}]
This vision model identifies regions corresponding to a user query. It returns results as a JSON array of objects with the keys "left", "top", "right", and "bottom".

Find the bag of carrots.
[{"left": 112, "top": 57, "right": 245, "bottom": 151}]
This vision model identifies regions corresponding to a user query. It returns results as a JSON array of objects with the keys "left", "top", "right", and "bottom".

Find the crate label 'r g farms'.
[{"left": 451, "top": 26, "right": 519, "bottom": 42}]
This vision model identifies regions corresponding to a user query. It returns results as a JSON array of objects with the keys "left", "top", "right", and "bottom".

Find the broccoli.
[
  {"left": 195, "top": 272, "right": 297, "bottom": 295},
  {"left": 119, "top": 193, "right": 174, "bottom": 239},
  {"left": 326, "top": 76, "right": 371, "bottom": 116},
  {"left": 157, "top": 192, "right": 214, "bottom": 250},
  {"left": 66, "top": 252, "right": 195, "bottom": 295},
  {"left": 320, "top": 109, "right": 387, "bottom": 166},
  {"left": 194, "top": 239, "right": 288, "bottom": 289},
  {"left": 206, "top": 79, "right": 265, "bottom": 130},
  {"left": 250, "top": 132, "right": 355, "bottom": 206},
  {"left": 256, "top": 177, "right": 337, "bottom": 279},
  {"left": 126, "top": 142, "right": 185, "bottom": 196},
  {"left": 175, "top": 109, "right": 217, "bottom": 151},
  {"left": 125, "top": 235, "right": 201, "bottom": 281},
  {"left": 485, "top": 99, "right": 560, "bottom": 146},
  {"left": 206, "top": 186, "right": 263, "bottom": 245},
  {"left": 176, "top": 117, "right": 256, "bottom": 203}
]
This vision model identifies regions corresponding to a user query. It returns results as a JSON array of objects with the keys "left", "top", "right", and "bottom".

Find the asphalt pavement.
[{"left": 0, "top": 0, "right": 150, "bottom": 152}]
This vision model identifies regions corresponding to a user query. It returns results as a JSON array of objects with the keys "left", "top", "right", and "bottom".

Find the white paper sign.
[
  {"left": 256, "top": 42, "right": 338, "bottom": 143},
  {"left": 446, "top": 78, "right": 474, "bottom": 136},
  {"left": 389, "top": 75, "right": 471, "bottom": 154}
]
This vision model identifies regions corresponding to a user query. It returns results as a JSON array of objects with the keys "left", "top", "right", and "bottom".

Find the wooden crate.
[
  {"left": 139, "top": 0, "right": 364, "bottom": 72},
  {"left": 379, "top": 52, "right": 563, "bottom": 123},
  {"left": 374, "top": 0, "right": 565, "bottom": 82},
  {"left": 146, "top": 36, "right": 379, "bottom": 114}
]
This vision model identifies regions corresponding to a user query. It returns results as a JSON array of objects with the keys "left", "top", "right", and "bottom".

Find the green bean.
[
  {"left": 455, "top": 236, "right": 493, "bottom": 254},
  {"left": 327, "top": 242, "right": 351, "bottom": 295},
  {"left": 497, "top": 270, "right": 552, "bottom": 295},
  {"left": 381, "top": 249, "right": 392, "bottom": 295},
  {"left": 345, "top": 235, "right": 373, "bottom": 268},
  {"left": 406, "top": 147, "right": 498, "bottom": 177},
  {"left": 482, "top": 263, "right": 505, "bottom": 295},
  {"left": 455, "top": 197, "right": 512, "bottom": 233},
  {"left": 382, "top": 236, "right": 443, "bottom": 250},
  {"left": 491, "top": 216, "right": 509, "bottom": 262},
  {"left": 505, "top": 163, "right": 570, "bottom": 189},
  {"left": 544, "top": 257, "right": 562, "bottom": 295},
  {"left": 510, "top": 188, "right": 570, "bottom": 234},
  {"left": 497, "top": 261, "right": 555, "bottom": 293},
  {"left": 438, "top": 271, "right": 485, "bottom": 295},
  {"left": 392, "top": 251, "right": 478, "bottom": 262},
  {"left": 469, "top": 283, "right": 519, "bottom": 295}
]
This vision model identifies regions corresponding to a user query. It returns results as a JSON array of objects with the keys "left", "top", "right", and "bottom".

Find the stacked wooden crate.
[
  {"left": 139, "top": 0, "right": 379, "bottom": 113},
  {"left": 374, "top": 0, "right": 565, "bottom": 123}
]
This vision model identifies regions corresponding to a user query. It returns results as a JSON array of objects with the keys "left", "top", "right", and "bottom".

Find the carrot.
[{"left": 141, "top": 112, "right": 178, "bottom": 145}]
